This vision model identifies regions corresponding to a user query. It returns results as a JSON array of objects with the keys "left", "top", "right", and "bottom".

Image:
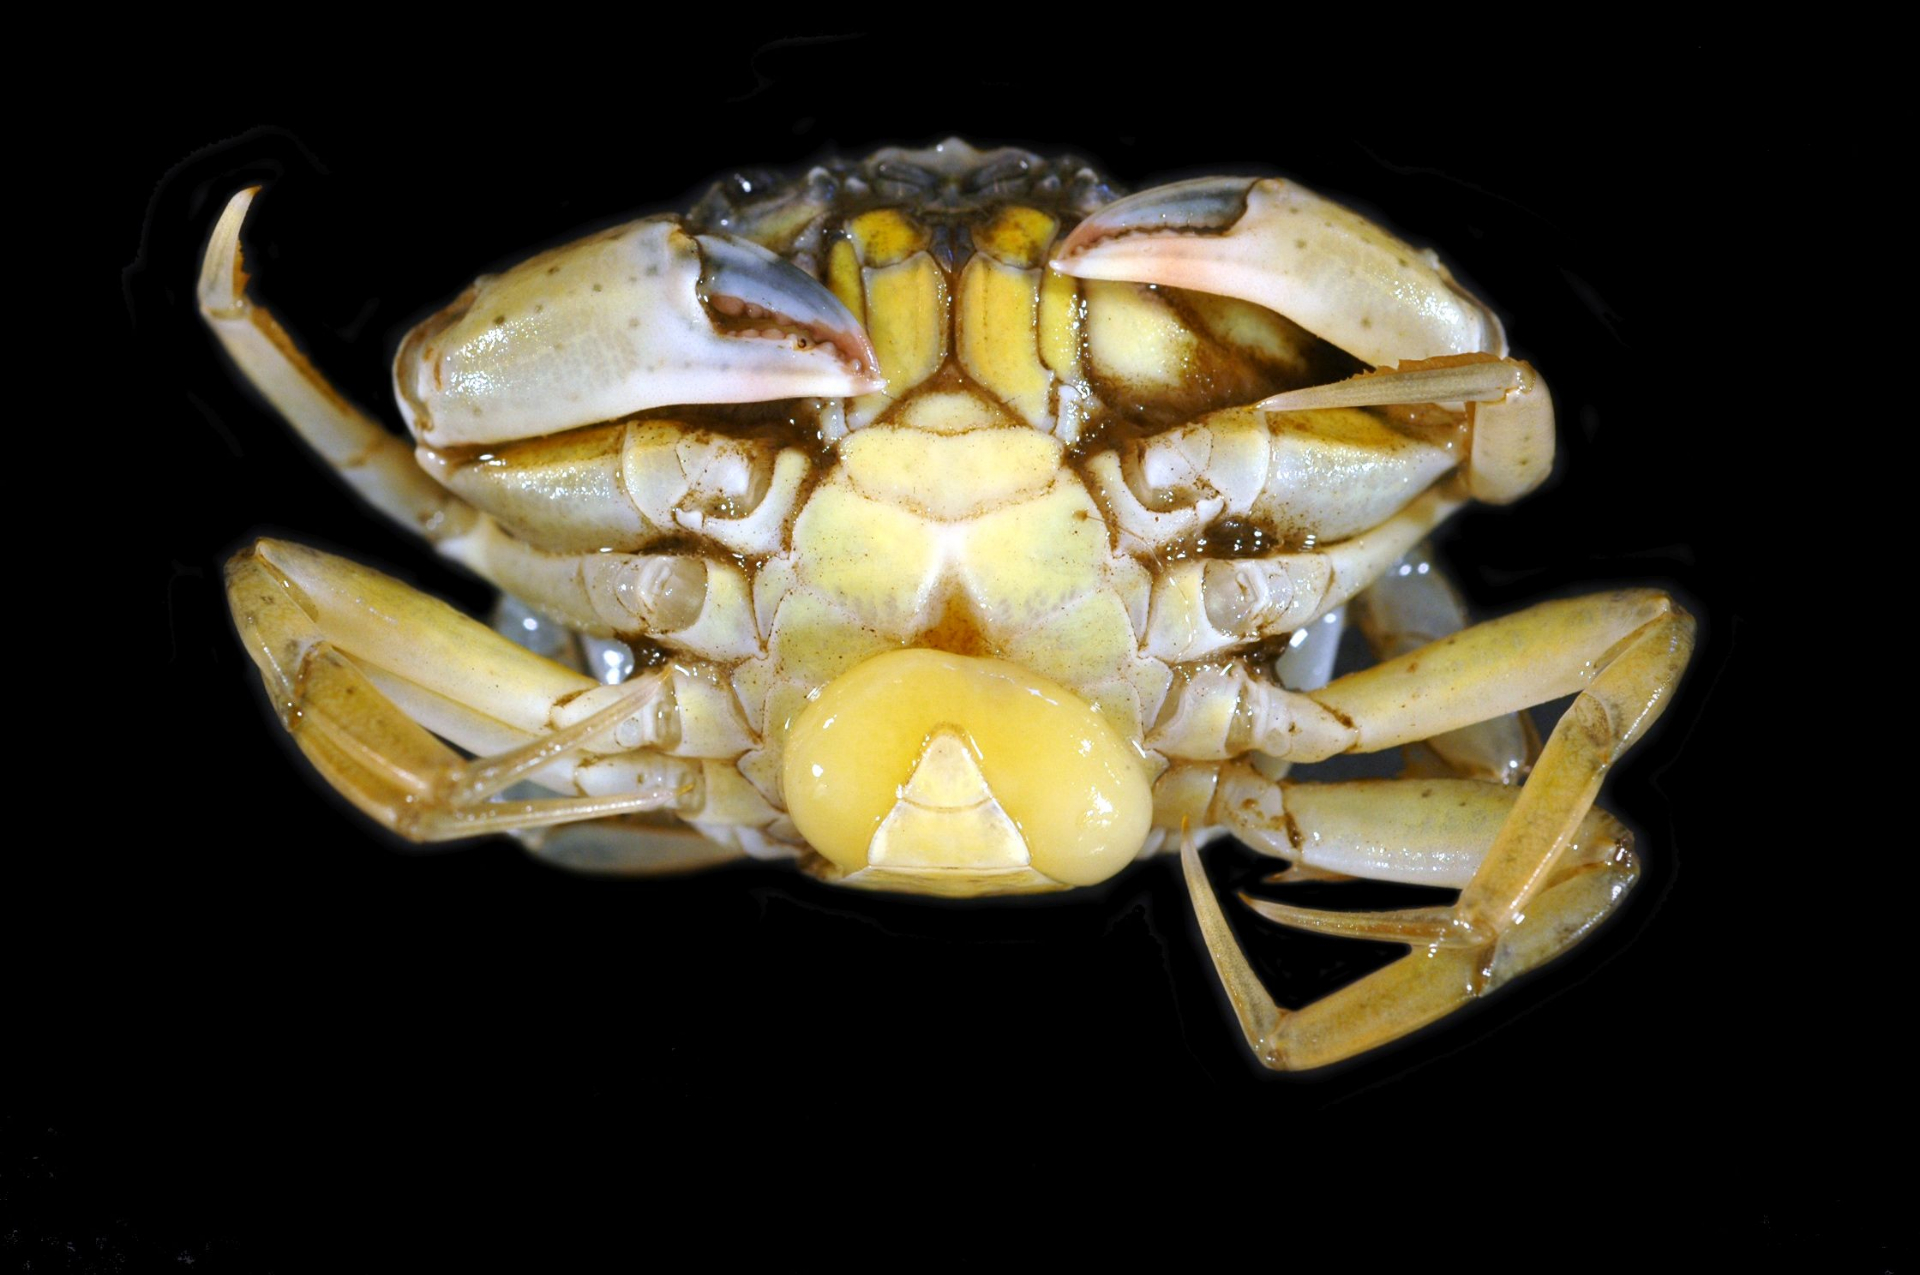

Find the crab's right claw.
[
  {"left": 398, "top": 221, "right": 880, "bottom": 447},
  {"left": 1055, "top": 176, "right": 1553, "bottom": 505},
  {"left": 1051, "top": 176, "right": 1506, "bottom": 370}
]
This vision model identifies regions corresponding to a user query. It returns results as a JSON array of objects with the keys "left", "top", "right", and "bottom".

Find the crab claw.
[
  {"left": 1052, "top": 176, "right": 1505, "bottom": 369},
  {"left": 398, "top": 221, "right": 880, "bottom": 447}
]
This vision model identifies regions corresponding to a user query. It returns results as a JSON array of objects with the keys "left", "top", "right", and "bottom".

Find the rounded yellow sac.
[{"left": 782, "top": 650, "right": 1152, "bottom": 887}]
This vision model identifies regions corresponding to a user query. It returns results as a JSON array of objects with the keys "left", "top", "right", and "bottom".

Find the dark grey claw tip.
[
  {"left": 695, "top": 233, "right": 878, "bottom": 377},
  {"left": 1053, "top": 176, "right": 1256, "bottom": 262}
]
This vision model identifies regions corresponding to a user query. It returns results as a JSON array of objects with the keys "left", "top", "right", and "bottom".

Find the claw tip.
[{"left": 200, "top": 188, "right": 263, "bottom": 315}]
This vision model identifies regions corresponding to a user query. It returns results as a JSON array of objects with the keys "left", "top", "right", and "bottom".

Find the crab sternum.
[
  {"left": 677, "top": 179, "right": 1400, "bottom": 864},
  {"left": 730, "top": 386, "right": 1167, "bottom": 850}
]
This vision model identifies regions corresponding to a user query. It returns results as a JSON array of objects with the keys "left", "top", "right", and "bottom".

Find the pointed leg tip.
[
  {"left": 200, "top": 187, "right": 263, "bottom": 316},
  {"left": 218, "top": 185, "right": 263, "bottom": 220}
]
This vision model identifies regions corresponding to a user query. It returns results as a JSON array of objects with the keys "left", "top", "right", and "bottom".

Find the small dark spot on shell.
[
  {"left": 533, "top": 304, "right": 544, "bottom": 314},
  {"left": 492, "top": 315, "right": 506, "bottom": 326},
  {"left": 628, "top": 318, "right": 641, "bottom": 328},
  {"left": 1294, "top": 239, "right": 1306, "bottom": 249},
  {"left": 1361, "top": 317, "right": 1373, "bottom": 329},
  {"left": 592, "top": 283, "right": 603, "bottom": 293},
  {"left": 547, "top": 265, "right": 560, "bottom": 275}
]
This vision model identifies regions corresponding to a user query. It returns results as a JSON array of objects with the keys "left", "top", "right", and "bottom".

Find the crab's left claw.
[
  {"left": 1054, "top": 176, "right": 1552, "bottom": 504},
  {"left": 398, "top": 220, "right": 880, "bottom": 447},
  {"left": 1052, "top": 176, "right": 1505, "bottom": 370}
]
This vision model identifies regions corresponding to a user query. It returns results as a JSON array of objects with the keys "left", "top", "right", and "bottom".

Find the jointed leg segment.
[
  {"left": 1144, "top": 486, "right": 1467, "bottom": 662},
  {"left": 201, "top": 189, "right": 768, "bottom": 667},
  {"left": 226, "top": 540, "right": 770, "bottom": 848},
  {"left": 200, "top": 189, "right": 477, "bottom": 545},
  {"left": 1349, "top": 545, "right": 1536, "bottom": 783},
  {"left": 1173, "top": 589, "right": 1694, "bottom": 1070}
]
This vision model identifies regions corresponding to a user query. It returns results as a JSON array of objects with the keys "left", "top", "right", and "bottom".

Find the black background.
[{"left": 15, "top": 36, "right": 1887, "bottom": 1271}]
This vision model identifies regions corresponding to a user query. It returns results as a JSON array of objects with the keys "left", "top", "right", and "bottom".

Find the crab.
[{"left": 200, "top": 139, "right": 1693, "bottom": 1072}]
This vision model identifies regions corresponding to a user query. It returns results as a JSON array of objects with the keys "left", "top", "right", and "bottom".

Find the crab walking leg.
[
  {"left": 1208, "top": 770, "right": 1632, "bottom": 890},
  {"left": 1178, "top": 590, "right": 1694, "bottom": 1070},
  {"left": 1144, "top": 485, "right": 1466, "bottom": 662},
  {"left": 198, "top": 190, "right": 477, "bottom": 544},
  {"left": 1154, "top": 589, "right": 1684, "bottom": 764},
  {"left": 1237, "top": 792, "right": 1635, "bottom": 944},
  {"left": 1254, "top": 358, "right": 1551, "bottom": 508},
  {"left": 228, "top": 540, "right": 769, "bottom": 842},
  {"left": 247, "top": 538, "right": 759, "bottom": 763},
  {"left": 440, "top": 519, "right": 762, "bottom": 663},
  {"left": 1181, "top": 809, "right": 1639, "bottom": 1071},
  {"left": 416, "top": 420, "right": 814, "bottom": 560},
  {"left": 1090, "top": 407, "right": 1478, "bottom": 560},
  {"left": 516, "top": 819, "right": 757, "bottom": 876},
  {"left": 1350, "top": 545, "right": 1536, "bottom": 783},
  {"left": 228, "top": 553, "right": 692, "bottom": 840},
  {"left": 1086, "top": 368, "right": 1547, "bottom": 561}
]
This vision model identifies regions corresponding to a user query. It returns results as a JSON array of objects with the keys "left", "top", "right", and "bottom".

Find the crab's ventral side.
[{"left": 201, "top": 141, "right": 1693, "bottom": 1071}]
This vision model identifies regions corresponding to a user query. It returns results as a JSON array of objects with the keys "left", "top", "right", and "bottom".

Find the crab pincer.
[
  {"left": 1051, "top": 176, "right": 1552, "bottom": 503},
  {"left": 396, "top": 220, "right": 880, "bottom": 447},
  {"left": 1051, "top": 175, "right": 1504, "bottom": 366}
]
